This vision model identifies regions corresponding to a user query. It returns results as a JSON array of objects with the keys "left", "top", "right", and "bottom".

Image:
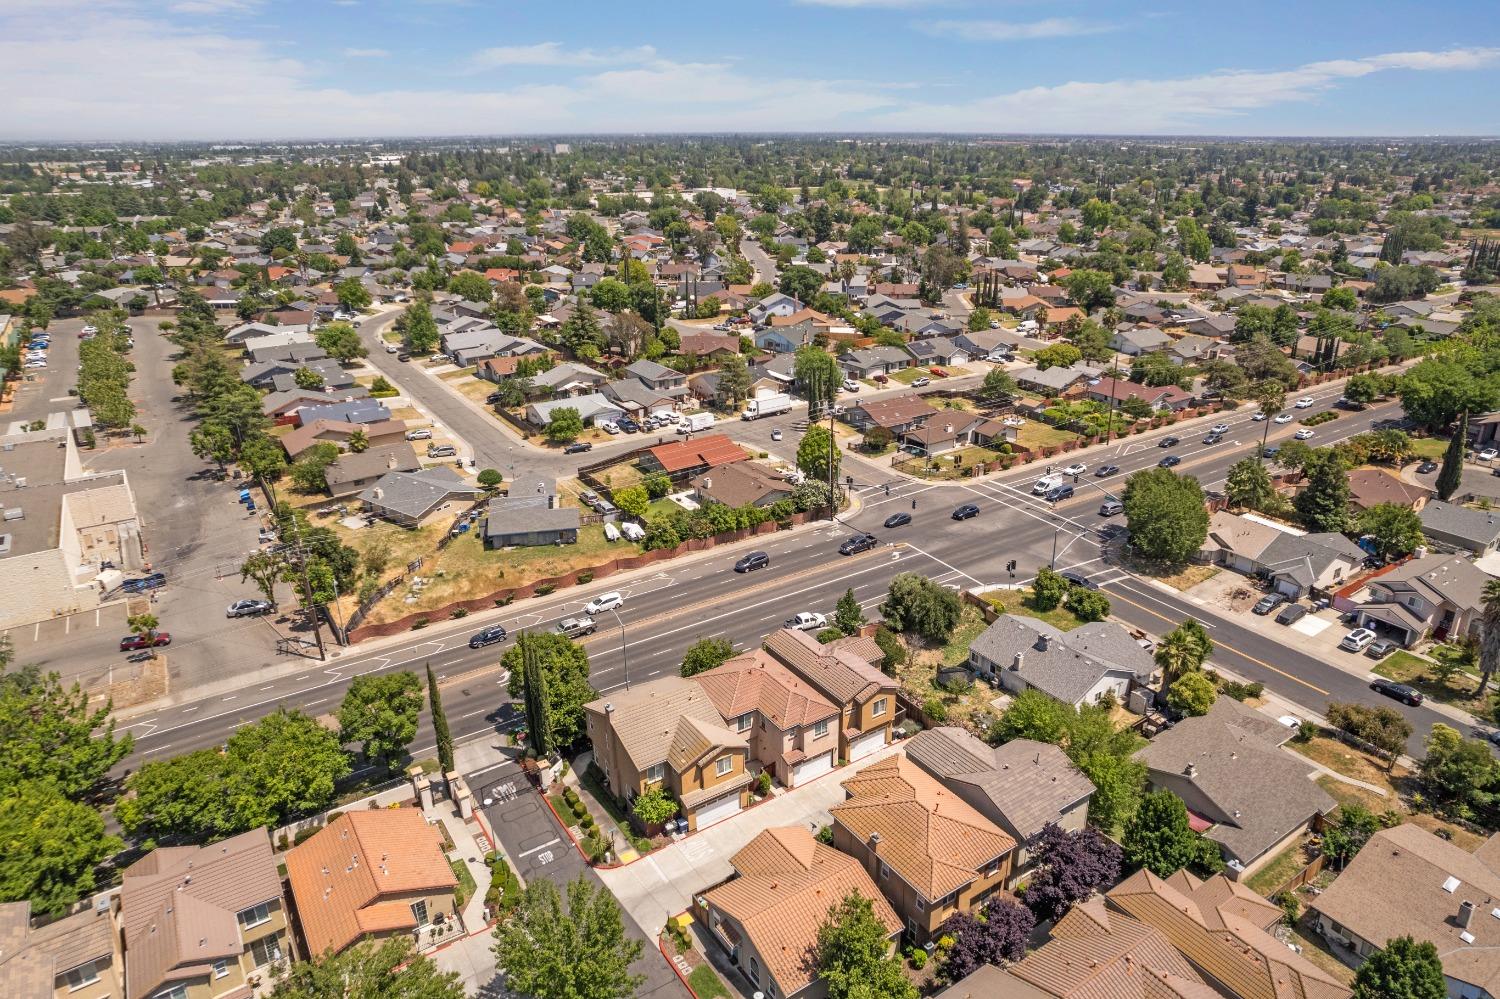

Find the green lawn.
[
  {"left": 941, "top": 610, "right": 991, "bottom": 667},
  {"left": 888, "top": 368, "right": 928, "bottom": 385},
  {"left": 451, "top": 858, "right": 476, "bottom": 910},
  {"left": 1374, "top": 650, "right": 1487, "bottom": 713},
  {"left": 1407, "top": 436, "right": 1449, "bottom": 460},
  {"left": 688, "top": 965, "right": 732, "bottom": 999},
  {"left": 1245, "top": 835, "right": 1314, "bottom": 896},
  {"left": 983, "top": 588, "right": 1088, "bottom": 631}
]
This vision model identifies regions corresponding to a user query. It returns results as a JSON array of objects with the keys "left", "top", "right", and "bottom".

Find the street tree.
[
  {"left": 1437, "top": 412, "right": 1467, "bottom": 501},
  {"left": 880, "top": 572, "right": 962, "bottom": 643},
  {"left": 240, "top": 549, "right": 286, "bottom": 604},
  {"left": 492, "top": 877, "right": 644, "bottom": 999},
  {"left": 1342, "top": 372, "right": 1383, "bottom": 406},
  {"left": 314, "top": 321, "right": 367, "bottom": 362},
  {"left": 1351, "top": 936, "right": 1447, "bottom": 999},
  {"left": 504, "top": 633, "right": 596, "bottom": 748},
  {"left": 401, "top": 301, "right": 440, "bottom": 354},
  {"left": 1123, "top": 790, "right": 1225, "bottom": 877},
  {"left": 268, "top": 937, "right": 465, "bottom": 999},
  {"left": 1154, "top": 619, "right": 1213, "bottom": 687},
  {"left": 835, "top": 588, "right": 866, "bottom": 635},
  {"left": 127, "top": 612, "right": 161, "bottom": 656},
  {"left": 815, "top": 891, "right": 917, "bottom": 999},
  {"left": 428, "top": 665, "right": 453, "bottom": 773},
  {"left": 545, "top": 407, "right": 584, "bottom": 444},
  {"left": 1031, "top": 566, "right": 1069, "bottom": 611},
  {"left": 0, "top": 781, "right": 122, "bottom": 916},
  {"left": 716, "top": 353, "right": 753, "bottom": 408},
  {"left": 976, "top": 366, "right": 1016, "bottom": 403},
  {"left": 1066, "top": 587, "right": 1111, "bottom": 622},
  {"left": 1225, "top": 457, "right": 1276, "bottom": 510},
  {"left": 334, "top": 277, "right": 372, "bottom": 312},
  {"left": 0, "top": 658, "right": 132, "bottom": 797},
  {"left": 797, "top": 423, "right": 840, "bottom": 485},
  {"left": 681, "top": 637, "right": 734, "bottom": 677},
  {"left": 337, "top": 672, "right": 423, "bottom": 769},
  {"left": 1294, "top": 449, "right": 1352, "bottom": 532},
  {"left": 1122, "top": 467, "right": 1209, "bottom": 563}
]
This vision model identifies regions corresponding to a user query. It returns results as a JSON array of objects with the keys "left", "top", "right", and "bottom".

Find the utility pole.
[
  {"left": 827, "top": 388, "right": 838, "bottom": 522},
  {"left": 287, "top": 516, "right": 328, "bottom": 661}
]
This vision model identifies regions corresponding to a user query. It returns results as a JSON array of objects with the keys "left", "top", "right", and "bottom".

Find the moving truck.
[{"left": 741, "top": 394, "right": 792, "bottom": 420}]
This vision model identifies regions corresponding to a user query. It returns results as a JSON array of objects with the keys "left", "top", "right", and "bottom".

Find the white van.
[{"left": 1032, "top": 474, "right": 1061, "bottom": 496}]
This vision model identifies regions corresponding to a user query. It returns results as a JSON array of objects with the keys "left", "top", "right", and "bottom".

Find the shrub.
[
  {"left": 563, "top": 787, "right": 580, "bottom": 806},
  {"left": 1278, "top": 892, "right": 1301, "bottom": 927},
  {"left": 908, "top": 948, "right": 927, "bottom": 970},
  {"left": 411, "top": 618, "right": 429, "bottom": 630},
  {"left": 815, "top": 627, "right": 843, "bottom": 644},
  {"left": 1220, "top": 679, "right": 1264, "bottom": 701},
  {"left": 572, "top": 801, "right": 589, "bottom": 821},
  {"left": 534, "top": 583, "right": 555, "bottom": 596},
  {"left": 815, "top": 824, "right": 834, "bottom": 845},
  {"left": 450, "top": 607, "right": 468, "bottom": 619},
  {"left": 873, "top": 625, "right": 905, "bottom": 672},
  {"left": 292, "top": 824, "right": 324, "bottom": 846},
  {"left": 756, "top": 771, "right": 773, "bottom": 797},
  {"left": 582, "top": 834, "right": 610, "bottom": 864},
  {"left": 631, "top": 836, "right": 654, "bottom": 854},
  {"left": 923, "top": 695, "right": 950, "bottom": 723},
  {"left": 576, "top": 570, "right": 594, "bottom": 584}
]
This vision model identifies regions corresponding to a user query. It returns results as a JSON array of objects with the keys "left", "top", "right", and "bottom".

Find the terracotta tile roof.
[
  {"left": 585, "top": 676, "right": 744, "bottom": 773},
  {"left": 285, "top": 810, "right": 456, "bottom": 957},
  {"left": 646, "top": 433, "right": 748, "bottom": 474},
  {"left": 763, "top": 628, "right": 896, "bottom": 707},
  {"left": 830, "top": 756, "right": 1015, "bottom": 901},
  {"left": 694, "top": 650, "right": 839, "bottom": 731},
  {"left": 706, "top": 827, "right": 900, "bottom": 997}
]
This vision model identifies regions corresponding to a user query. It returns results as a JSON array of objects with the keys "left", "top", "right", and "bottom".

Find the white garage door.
[
  {"left": 848, "top": 729, "right": 886, "bottom": 762},
  {"left": 694, "top": 791, "right": 742, "bottom": 830},
  {"left": 791, "top": 752, "right": 835, "bottom": 786}
]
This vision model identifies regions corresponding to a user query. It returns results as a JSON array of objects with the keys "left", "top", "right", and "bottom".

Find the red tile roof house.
[
  {"left": 641, "top": 433, "right": 749, "bottom": 481},
  {"left": 1082, "top": 376, "right": 1195, "bottom": 412}
]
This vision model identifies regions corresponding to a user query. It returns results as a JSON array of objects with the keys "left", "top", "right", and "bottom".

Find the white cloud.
[
  {"left": 920, "top": 17, "right": 1117, "bottom": 41},
  {"left": 168, "top": 0, "right": 261, "bottom": 13},
  {"left": 343, "top": 47, "right": 388, "bottom": 58},
  {"left": 467, "top": 41, "right": 656, "bottom": 69}
]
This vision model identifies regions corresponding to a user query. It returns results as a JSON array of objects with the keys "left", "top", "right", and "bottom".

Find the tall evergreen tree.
[
  {"left": 519, "top": 632, "right": 555, "bottom": 757},
  {"left": 427, "top": 664, "right": 453, "bottom": 774},
  {"left": 1437, "top": 411, "right": 1467, "bottom": 502}
]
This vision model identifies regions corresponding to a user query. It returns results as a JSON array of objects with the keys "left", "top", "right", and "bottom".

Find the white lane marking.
[{"left": 518, "top": 838, "right": 561, "bottom": 858}]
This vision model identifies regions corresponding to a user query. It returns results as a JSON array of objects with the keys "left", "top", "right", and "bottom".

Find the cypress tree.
[
  {"left": 1437, "top": 411, "right": 1468, "bottom": 502},
  {"left": 519, "top": 632, "right": 554, "bottom": 757},
  {"left": 427, "top": 663, "right": 453, "bottom": 774}
]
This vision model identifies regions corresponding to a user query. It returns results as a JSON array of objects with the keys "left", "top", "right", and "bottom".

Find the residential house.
[
  {"left": 280, "top": 419, "right": 407, "bottom": 460},
  {"left": 323, "top": 445, "right": 421, "bottom": 499},
  {"left": 295, "top": 400, "right": 391, "bottom": 428},
  {"left": 691, "top": 462, "right": 794, "bottom": 510},
  {"left": 240, "top": 330, "right": 314, "bottom": 357},
  {"left": 748, "top": 293, "right": 801, "bottom": 325},
  {"left": 1179, "top": 313, "right": 1238, "bottom": 340},
  {"left": 700, "top": 827, "right": 901, "bottom": 999},
  {"left": 1011, "top": 362, "right": 1098, "bottom": 396},
  {"left": 967, "top": 615, "right": 1153, "bottom": 708},
  {"left": 359, "top": 467, "right": 485, "bottom": 529},
  {"left": 530, "top": 362, "right": 608, "bottom": 398},
  {"left": 1201, "top": 511, "right": 1366, "bottom": 600},
  {"left": 1310, "top": 823, "right": 1500, "bottom": 997},
  {"left": 1135, "top": 697, "right": 1336, "bottom": 879},
  {"left": 694, "top": 650, "right": 842, "bottom": 787},
  {"left": 754, "top": 320, "right": 817, "bottom": 354},
  {"left": 482, "top": 479, "right": 579, "bottom": 547},
  {"left": 285, "top": 810, "right": 458, "bottom": 958},
  {"left": 953, "top": 330, "right": 1012, "bottom": 359},
  {"left": 1355, "top": 554, "right": 1489, "bottom": 647},
  {"left": 1346, "top": 468, "right": 1431, "bottom": 513},
  {"left": 1082, "top": 377, "right": 1194, "bottom": 412},
  {"left": 625, "top": 359, "right": 689, "bottom": 398},
  {"left": 844, "top": 395, "right": 939, "bottom": 435},
  {"left": 897, "top": 414, "right": 1013, "bottom": 457},
  {"left": 1109, "top": 326, "right": 1173, "bottom": 356},
  {"left": 829, "top": 756, "right": 1016, "bottom": 944},
  {"left": 1165, "top": 335, "right": 1219, "bottom": 366},
  {"left": 602, "top": 378, "right": 681, "bottom": 419},
  {"left": 676, "top": 332, "right": 740, "bottom": 359},
  {"left": 763, "top": 628, "right": 900, "bottom": 763},
  {"left": 0, "top": 901, "right": 123, "bottom": 999},
  {"left": 119, "top": 829, "right": 291, "bottom": 999},
  {"left": 904, "top": 337, "right": 970, "bottom": 368},
  {"left": 584, "top": 677, "right": 752, "bottom": 831},
  {"left": 839, "top": 346, "right": 912, "bottom": 379},
  {"left": 641, "top": 434, "right": 749, "bottom": 481},
  {"left": 247, "top": 343, "right": 327, "bottom": 366},
  {"left": 905, "top": 727, "right": 1094, "bottom": 889},
  {"left": 1419, "top": 500, "right": 1500, "bottom": 556},
  {"left": 524, "top": 394, "right": 624, "bottom": 429}
]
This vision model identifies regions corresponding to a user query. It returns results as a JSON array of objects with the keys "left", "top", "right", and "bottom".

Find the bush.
[
  {"left": 576, "top": 571, "right": 594, "bottom": 584},
  {"left": 631, "top": 835, "right": 654, "bottom": 854},
  {"left": 873, "top": 625, "right": 905, "bottom": 672},
  {"left": 572, "top": 801, "right": 589, "bottom": 821},
  {"left": 534, "top": 583, "right": 555, "bottom": 596},
  {"left": 582, "top": 834, "right": 610, "bottom": 864},
  {"left": 450, "top": 607, "right": 468, "bottom": 619},
  {"left": 923, "top": 695, "right": 950, "bottom": 724},
  {"left": 815, "top": 627, "right": 844, "bottom": 644},
  {"left": 908, "top": 948, "right": 927, "bottom": 970},
  {"left": 1296, "top": 720, "right": 1319, "bottom": 743},
  {"left": 1220, "top": 680, "right": 1264, "bottom": 701},
  {"left": 563, "top": 787, "right": 580, "bottom": 806},
  {"left": 1278, "top": 892, "right": 1301, "bottom": 927},
  {"left": 756, "top": 771, "right": 773, "bottom": 796},
  {"left": 411, "top": 618, "right": 429, "bottom": 630},
  {"left": 292, "top": 823, "right": 324, "bottom": 846}
]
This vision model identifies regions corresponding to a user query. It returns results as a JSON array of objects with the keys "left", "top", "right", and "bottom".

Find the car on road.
[
  {"left": 469, "top": 625, "right": 508, "bottom": 648},
  {"left": 226, "top": 599, "right": 275, "bottom": 618},
  {"left": 397, "top": 352, "right": 411, "bottom": 362},
  {"left": 1274, "top": 603, "right": 1307, "bottom": 625},
  {"left": 839, "top": 533, "right": 878, "bottom": 555},
  {"left": 1062, "top": 462, "right": 1087, "bottom": 476},
  {"left": 1044, "top": 484, "right": 1075, "bottom": 502},
  {"left": 1251, "top": 412, "right": 1268, "bottom": 421},
  {"left": 842, "top": 379, "right": 860, "bottom": 392},
  {"left": 1158, "top": 454, "right": 1182, "bottom": 468},
  {"left": 81, "top": 324, "right": 98, "bottom": 335},
  {"left": 1032, "top": 475, "right": 1061, "bottom": 495},
  {"left": 1273, "top": 413, "right": 1294, "bottom": 424},
  {"left": 555, "top": 616, "right": 597, "bottom": 638},
  {"left": 1417, "top": 460, "right": 1438, "bottom": 474},
  {"left": 563, "top": 441, "right": 593, "bottom": 454},
  {"left": 770, "top": 428, "right": 783, "bottom": 441},
  {"left": 1060, "top": 570, "right": 1098, "bottom": 591},
  {"left": 119, "top": 633, "right": 171, "bottom": 651},
  {"left": 951, "top": 503, "right": 980, "bottom": 520},
  {"left": 584, "top": 592, "right": 624, "bottom": 615},
  {"left": 1293, "top": 428, "right": 1315, "bottom": 440},
  {"left": 426, "top": 444, "right": 457, "bottom": 458},
  {"left": 1294, "top": 396, "right": 1315, "bottom": 408},
  {"left": 1366, "top": 638, "right": 1398, "bottom": 659},
  {"left": 1339, "top": 627, "right": 1378, "bottom": 652},
  {"left": 1202, "top": 432, "right": 1224, "bottom": 445},
  {"left": 734, "top": 551, "right": 770, "bottom": 573},
  {"left": 785, "top": 612, "right": 828, "bottom": 631},
  {"left": 1094, "top": 464, "right": 1120, "bottom": 478},
  {"left": 884, "top": 512, "right": 912, "bottom": 528},
  {"left": 1098, "top": 499, "right": 1124, "bottom": 517},
  {"left": 1370, "top": 676, "right": 1424, "bottom": 705},
  {"left": 405, "top": 428, "right": 433, "bottom": 441},
  {"left": 1253, "top": 592, "right": 1287, "bottom": 615},
  {"left": 1159, "top": 436, "right": 1180, "bottom": 448},
  {"left": 1210, "top": 423, "right": 1230, "bottom": 435},
  {"left": 1481, "top": 448, "right": 1500, "bottom": 462},
  {"left": 121, "top": 572, "right": 167, "bottom": 593},
  {"left": 912, "top": 376, "right": 931, "bottom": 387}
]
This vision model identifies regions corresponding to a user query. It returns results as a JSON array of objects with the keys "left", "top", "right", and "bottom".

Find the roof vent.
[
  {"left": 1445, "top": 876, "right": 1462, "bottom": 893},
  {"left": 1035, "top": 634, "right": 1050, "bottom": 652},
  {"left": 1185, "top": 763, "right": 1198, "bottom": 779}
]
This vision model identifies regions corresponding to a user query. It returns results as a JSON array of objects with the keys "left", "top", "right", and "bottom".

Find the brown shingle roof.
[
  {"left": 585, "top": 676, "right": 746, "bottom": 773},
  {"left": 830, "top": 756, "right": 1015, "bottom": 901},
  {"left": 285, "top": 810, "right": 456, "bottom": 957},
  {"left": 693, "top": 650, "right": 839, "bottom": 731},
  {"left": 763, "top": 628, "right": 896, "bottom": 707}
]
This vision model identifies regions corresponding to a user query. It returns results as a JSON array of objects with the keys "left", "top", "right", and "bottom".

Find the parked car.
[
  {"left": 121, "top": 572, "right": 167, "bottom": 593},
  {"left": 1060, "top": 570, "right": 1097, "bottom": 591},
  {"left": 584, "top": 592, "right": 624, "bottom": 615},
  {"left": 1481, "top": 448, "right": 1500, "bottom": 462},
  {"left": 1159, "top": 436, "right": 1180, "bottom": 448},
  {"left": 1295, "top": 397, "right": 1315, "bottom": 408},
  {"left": 426, "top": 444, "right": 457, "bottom": 458},
  {"left": 1417, "top": 460, "right": 1438, "bottom": 474},
  {"left": 911, "top": 376, "right": 931, "bottom": 387},
  {"left": 618, "top": 418, "right": 640, "bottom": 434},
  {"left": 1158, "top": 454, "right": 1182, "bottom": 468},
  {"left": 555, "top": 616, "right": 597, "bottom": 638},
  {"left": 1253, "top": 593, "right": 1287, "bottom": 615},
  {"left": 839, "top": 533, "right": 878, "bottom": 555},
  {"left": 842, "top": 379, "right": 860, "bottom": 392},
  {"left": 1366, "top": 639, "right": 1398, "bottom": 659},
  {"left": 602, "top": 422, "right": 621, "bottom": 434},
  {"left": 1339, "top": 628, "right": 1378, "bottom": 652},
  {"left": 930, "top": 367, "right": 949, "bottom": 377},
  {"left": 397, "top": 352, "right": 411, "bottom": 362},
  {"left": 405, "top": 428, "right": 432, "bottom": 441},
  {"left": 1094, "top": 464, "right": 1120, "bottom": 478},
  {"left": 785, "top": 612, "right": 828, "bottom": 631},
  {"left": 81, "top": 324, "right": 98, "bottom": 335},
  {"left": 1370, "top": 676, "right": 1423, "bottom": 705},
  {"left": 226, "top": 599, "right": 275, "bottom": 618},
  {"left": 119, "top": 633, "right": 171, "bottom": 651},
  {"left": 770, "top": 428, "right": 783, "bottom": 441},
  {"left": 951, "top": 503, "right": 981, "bottom": 520},
  {"left": 884, "top": 512, "right": 912, "bottom": 528},
  {"left": 1062, "top": 462, "right": 1087, "bottom": 476},
  {"left": 734, "top": 551, "right": 770, "bottom": 573},
  {"left": 1274, "top": 603, "right": 1308, "bottom": 625},
  {"left": 469, "top": 625, "right": 508, "bottom": 648},
  {"left": 385, "top": 343, "right": 400, "bottom": 354}
]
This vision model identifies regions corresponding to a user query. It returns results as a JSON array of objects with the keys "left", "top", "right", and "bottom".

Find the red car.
[
  {"left": 120, "top": 633, "right": 171, "bottom": 651},
  {"left": 929, "top": 367, "right": 949, "bottom": 377}
]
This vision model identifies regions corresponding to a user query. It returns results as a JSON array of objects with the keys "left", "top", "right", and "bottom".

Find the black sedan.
[
  {"left": 951, "top": 503, "right": 980, "bottom": 520},
  {"left": 1158, "top": 436, "right": 1180, "bottom": 448},
  {"left": 1417, "top": 460, "right": 1438, "bottom": 474},
  {"left": 839, "top": 533, "right": 878, "bottom": 556},
  {"left": 469, "top": 625, "right": 508, "bottom": 649},
  {"left": 563, "top": 442, "right": 593, "bottom": 454},
  {"left": 1158, "top": 454, "right": 1182, "bottom": 468},
  {"left": 1094, "top": 465, "right": 1120, "bottom": 478},
  {"left": 884, "top": 512, "right": 912, "bottom": 529},
  {"left": 1371, "top": 677, "right": 1424, "bottom": 706}
]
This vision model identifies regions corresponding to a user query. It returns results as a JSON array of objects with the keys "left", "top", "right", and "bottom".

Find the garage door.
[
  {"left": 848, "top": 729, "right": 886, "bottom": 762},
  {"left": 791, "top": 752, "right": 835, "bottom": 786},
  {"left": 694, "top": 791, "right": 742, "bottom": 830}
]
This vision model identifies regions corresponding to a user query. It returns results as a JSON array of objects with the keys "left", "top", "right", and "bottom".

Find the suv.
[
  {"left": 583, "top": 592, "right": 624, "bottom": 615},
  {"left": 426, "top": 444, "right": 457, "bottom": 458},
  {"left": 1274, "top": 603, "right": 1308, "bottom": 626},
  {"left": 1044, "top": 484, "right": 1075, "bottom": 502},
  {"left": 734, "top": 551, "right": 770, "bottom": 573},
  {"left": 469, "top": 625, "right": 508, "bottom": 648},
  {"left": 1252, "top": 593, "right": 1287, "bottom": 615},
  {"left": 1339, "top": 628, "right": 1378, "bottom": 652},
  {"left": 555, "top": 616, "right": 597, "bottom": 639},
  {"left": 405, "top": 428, "right": 433, "bottom": 441}
]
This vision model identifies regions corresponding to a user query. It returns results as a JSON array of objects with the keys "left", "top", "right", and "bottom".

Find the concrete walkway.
[{"left": 596, "top": 741, "right": 904, "bottom": 937}]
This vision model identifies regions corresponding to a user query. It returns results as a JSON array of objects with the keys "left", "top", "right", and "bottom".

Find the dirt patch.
[
  {"left": 1126, "top": 559, "right": 1220, "bottom": 592},
  {"left": 896, "top": 606, "right": 1002, "bottom": 735},
  {"left": 91, "top": 653, "right": 169, "bottom": 710}
]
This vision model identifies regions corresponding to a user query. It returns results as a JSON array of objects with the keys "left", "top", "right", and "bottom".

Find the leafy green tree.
[
  {"left": 1351, "top": 936, "right": 1447, "bottom": 999},
  {"left": 504, "top": 634, "right": 596, "bottom": 748},
  {"left": 1166, "top": 671, "right": 1217, "bottom": 717},
  {"left": 977, "top": 366, "right": 1016, "bottom": 403},
  {"left": 493, "top": 877, "right": 644, "bottom": 999},
  {"left": 1401, "top": 360, "right": 1496, "bottom": 432},
  {"left": 815, "top": 891, "right": 917, "bottom": 999},
  {"left": 630, "top": 786, "right": 679, "bottom": 827},
  {"left": 334, "top": 277, "right": 372, "bottom": 312},
  {"left": 1123, "top": 790, "right": 1224, "bottom": 877},
  {"left": 428, "top": 665, "right": 453, "bottom": 774},
  {"left": 835, "top": 588, "right": 866, "bottom": 635},
  {"left": 1031, "top": 567, "right": 1069, "bottom": 611},
  {"left": 1154, "top": 619, "right": 1213, "bottom": 687},
  {"left": 477, "top": 468, "right": 504, "bottom": 489},
  {"left": 797, "top": 423, "right": 840, "bottom": 485},
  {"left": 448, "top": 271, "right": 493, "bottom": 304},
  {"left": 1321, "top": 286, "right": 1359, "bottom": 311},
  {"left": 127, "top": 612, "right": 161, "bottom": 656},
  {"left": 337, "top": 672, "right": 423, "bottom": 769},
  {"left": 589, "top": 278, "right": 632, "bottom": 314},
  {"left": 1225, "top": 457, "right": 1275, "bottom": 511},
  {"left": 1074, "top": 750, "right": 1149, "bottom": 834},
  {"left": 612, "top": 485, "right": 649, "bottom": 519},
  {"left": 1419, "top": 723, "right": 1500, "bottom": 822},
  {"left": 1033, "top": 342, "right": 1082, "bottom": 371},
  {"left": 290, "top": 441, "right": 340, "bottom": 492},
  {"left": 269, "top": 937, "right": 465, "bottom": 999},
  {"left": 681, "top": 637, "right": 734, "bottom": 677},
  {"left": 990, "top": 688, "right": 1071, "bottom": 745},
  {"left": 794, "top": 346, "right": 840, "bottom": 417},
  {"left": 1293, "top": 449, "right": 1351, "bottom": 532},
  {"left": 1437, "top": 412, "right": 1467, "bottom": 501},
  {"left": 779, "top": 265, "right": 823, "bottom": 303},
  {"left": 1357, "top": 503, "right": 1425, "bottom": 560},
  {"left": 880, "top": 573, "right": 962, "bottom": 643},
  {"left": 1342, "top": 372, "right": 1383, "bottom": 406},
  {"left": 401, "top": 300, "right": 440, "bottom": 354},
  {"left": 259, "top": 227, "right": 297, "bottom": 254},
  {"left": 545, "top": 407, "right": 584, "bottom": 444},
  {"left": 0, "top": 659, "right": 132, "bottom": 797},
  {"left": 1321, "top": 803, "right": 1380, "bottom": 869},
  {"left": 968, "top": 306, "right": 993, "bottom": 332},
  {"left": 314, "top": 321, "right": 366, "bottom": 362},
  {"left": 1123, "top": 467, "right": 1208, "bottom": 563},
  {"left": 1066, "top": 587, "right": 1111, "bottom": 623},
  {"left": 0, "top": 781, "right": 122, "bottom": 916},
  {"left": 1062, "top": 269, "right": 1115, "bottom": 312},
  {"left": 716, "top": 354, "right": 753, "bottom": 408}
]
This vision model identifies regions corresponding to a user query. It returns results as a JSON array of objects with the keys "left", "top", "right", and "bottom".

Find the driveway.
[{"left": 596, "top": 741, "right": 904, "bottom": 936}]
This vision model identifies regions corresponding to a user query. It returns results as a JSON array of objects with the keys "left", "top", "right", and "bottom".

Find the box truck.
[
  {"left": 741, "top": 394, "right": 792, "bottom": 420},
  {"left": 677, "top": 412, "right": 716, "bottom": 433}
]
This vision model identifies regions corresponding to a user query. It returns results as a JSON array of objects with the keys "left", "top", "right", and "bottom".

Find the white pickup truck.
[{"left": 784, "top": 612, "right": 828, "bottom": 631}]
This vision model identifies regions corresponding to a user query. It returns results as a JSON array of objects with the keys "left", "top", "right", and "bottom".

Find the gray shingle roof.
[
  {"left": 1421, "top": 501, "right": 1500, "bottom": 549},
  {"left": 968, "top": 615, "right": 1153, "bottom": 705},
  {"left": 359, "top": 466, "right": 483, "bottom": 520}
]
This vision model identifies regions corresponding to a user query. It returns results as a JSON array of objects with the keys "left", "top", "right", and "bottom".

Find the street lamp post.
[{"left": 609, "top": 607, "right": 631, "bottom": 690}]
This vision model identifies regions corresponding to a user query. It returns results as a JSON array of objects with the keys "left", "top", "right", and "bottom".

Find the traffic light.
[{"left": 1006, "top": 559, "right": 1017, "bottom": 575}]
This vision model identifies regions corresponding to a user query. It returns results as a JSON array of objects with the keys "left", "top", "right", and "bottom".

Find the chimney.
[
  {"left": 1036, "top": 634, "right": 1050, "bottom": 652},
  {"left": 1011, "top": 651, "right": 1024, "bottom": 672},
  {"left": 1184, "top": 763, "right": 1198, "bottom": 779},
  {"left": 1460, "top": 900, "right": 1477, "bottom": 929}
]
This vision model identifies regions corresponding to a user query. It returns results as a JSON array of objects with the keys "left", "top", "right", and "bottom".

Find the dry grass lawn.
[
  {"left": 983, "top": 587, "right": 1088, "bottom": 631},
  {"left": 896, "top": 606, "right": 1003, "bottom": 734},
  {"left": 1138, "top": 562, "right": 1220, "bottom": 591},
  {"left": 1013, "top": 421, "right": 1081, "bottom": 450}
]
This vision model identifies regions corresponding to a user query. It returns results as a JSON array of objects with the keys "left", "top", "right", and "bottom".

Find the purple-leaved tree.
[
  {"left": 1022, "top": 823, "right": 1123, "bottom": 923},
  {"left": 939, "top": 897, "right": 1035, "bottom": 982}
]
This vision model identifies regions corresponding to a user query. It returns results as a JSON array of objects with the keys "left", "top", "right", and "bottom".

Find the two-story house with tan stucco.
[
  {"left": 0, "top": 900, "right": 123, "bottom": 999},
  {"left": 119, "top": 828, "right": 291, "bottom": 999},
  {"left": 762, "top": 629, "right": 900, "bottom": 764},
  {"left": 692, "top": 650, "right": 842, "bottom": 788}
]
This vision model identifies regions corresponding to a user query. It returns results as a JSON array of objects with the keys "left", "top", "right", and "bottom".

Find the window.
[
  {"left": 249, "top": 933, "right": 283, "bottom": 969},
  {"left": 915, "top": 896, "right": 926, "bottom": 912},
  {"left": 813, "top": 719, "right": 830, "bottom": 739},
  {"left": 62, "top": 960, "right": 100, "bottom": 991},
  {"left": 154, "top": 987, "right": 188, "bottom": 999},
  {"left": 715, "top": 756, "right": 733, "bottom": 777},
  {"left": 879, "top": 862, "right": 891, "bottom": 880},
  {"left": 736, "top": 712, "right": 753, "bottom": 733},
  {"left": 410, "top": 900, "right": 429, "bottom": 926},
  {"left": 213, "top": 959, "right": 229, "bottom": 979},
  {"left": 645, "top": 762, "right": 665, "bottom": 785},
  {"left": 237, "top": 902, "right": 271, "bottom": 930},
  {"left": 872, "top": 698, "right": 887, "bottom": 718}
]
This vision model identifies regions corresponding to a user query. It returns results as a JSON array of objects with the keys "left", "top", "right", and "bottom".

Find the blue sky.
[{"left": 1, "top": 0, "right": 1497, "bottom": 140}]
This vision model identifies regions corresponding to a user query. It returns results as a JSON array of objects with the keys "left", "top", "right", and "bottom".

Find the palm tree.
[
  {"left": 1479, "top": 579, "right": 1500, "bottom": 698},
  {"left": 1252, "top": 379, "right": 1287, "bottom": 460},
  {"left": 1154, "top": 619, "right": 1214, "bottom": 688},
  {"left": 347, "top": 429, "right": 370, "bottom": 454}
]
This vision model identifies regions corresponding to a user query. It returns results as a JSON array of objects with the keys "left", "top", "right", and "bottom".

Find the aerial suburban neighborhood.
[{"left": 6, "top": 4, "right": 1500, "bottom": 999}]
